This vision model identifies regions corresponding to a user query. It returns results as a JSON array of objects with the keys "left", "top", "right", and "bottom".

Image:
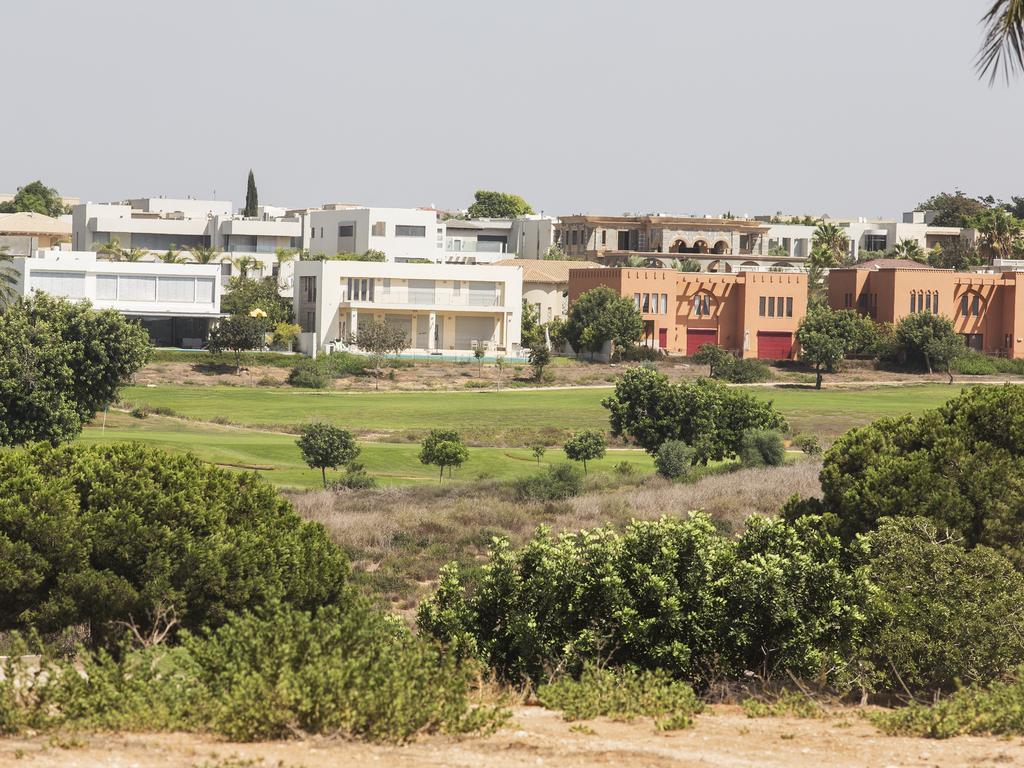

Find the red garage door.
[
  {"left": 757, "top": 331, "right": 793, "bottom": 359},
  {"left": 686, "top": 328, "right": 718, "bottom": 355}
]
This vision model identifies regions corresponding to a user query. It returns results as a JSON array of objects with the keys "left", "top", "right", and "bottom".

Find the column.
[
  {"left": 494, "top": 315, "right": 503, "bottom": 348},
  {"left": 428, "top": 312, "right": 437, "bottom": 351},
  {"left": 349, "top": 308, "right": 358, "bottom": 342}
]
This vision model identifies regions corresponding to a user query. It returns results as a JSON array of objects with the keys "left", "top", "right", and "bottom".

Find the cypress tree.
[{"left": 243, "top": 170, "right": 258, "bottom": 217}]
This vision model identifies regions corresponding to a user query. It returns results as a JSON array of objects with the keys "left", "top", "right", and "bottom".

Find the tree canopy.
[
  {"left": 351, "top": 320, "right": 409, "bottom": 390},
  {"left": 0, "top": 180, "right": 69, "bottom": 218},
  {"left": 563, "top": 286, "right": 643, "bottom": 357},
  {"left": 795, "top": 306, "right": 872, "bottom": 389},
  {"left": 296, "top": 422, "right": 360, "bottom": 488},
  {"left": 894, "top": 312, "right": 964, "bottom": 375},
  {"left": 562, "top": 429, "right": 606, "bottom": 473},
  {"left": 243, "top": 169, "right": 258, "bottom": 218},
  {"left": 208, "top": 314, "right": 267, "bottom": 372},
  {"left": 0, "top": 294, "right": 151, "bottom": 446},
  {"left": 221, "top": 276, "right": 293, "bottom": 326},
  {"left": 419, "top": 429, "right": 469, "bottom": 482},
  {"left": 466, "top": 190, "right": 535, "bottom": 219}
]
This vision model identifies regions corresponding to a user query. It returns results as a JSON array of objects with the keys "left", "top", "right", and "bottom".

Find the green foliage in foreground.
[
  {"left": 418, "top": 513, "right": 866, "bottom": 687},
  {"left": 538, "top": 664, "right": 703, "bottom": 730},
  {"left": 0, "top": 603, "right": 507, "bottom": 743},
  {"left": 741, "top": 690, "right": 823, "bottom": 719},
  {"left": 871, "top": 673, "right": 1024, "bottom": 739},
  {"left": 0, "top": 443, "right": 349, "bottom": 648}
]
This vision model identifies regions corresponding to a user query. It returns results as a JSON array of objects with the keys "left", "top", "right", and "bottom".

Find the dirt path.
[{"left": 3, "top": 705, "right": 1022, "bottom": 767}]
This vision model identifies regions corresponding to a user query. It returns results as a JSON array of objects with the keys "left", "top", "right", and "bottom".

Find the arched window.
[
  {"left": 910, "top": 292, "right": 917, "bottom": 314},
  {"left": 693, "top": 292, "right": 714, "bottom": 317},
  {"left": 925, "top": 292, "right": 932, "bottom": 313},
  {"left": 933, "top": 291, "right": 939, "bottom": 313}
]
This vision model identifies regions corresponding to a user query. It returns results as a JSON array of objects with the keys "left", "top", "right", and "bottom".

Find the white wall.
[{"left": 307, "top": 207, "right": 444, "bottom": 262}]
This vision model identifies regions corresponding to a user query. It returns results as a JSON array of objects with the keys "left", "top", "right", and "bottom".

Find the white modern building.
[
  {"left": 71, "top": 198, "right": 303, "bottom": 291},
  {"left": 13, "top": 250, "right": 223, "bottom": 348},
  {"left": 307, "top": 206, "right": 444, "bottom": 262},
  {"left": 508, "top": 216, "right": 560, "bottom": 260},
  {"left": 443, "top": 218, "right": 513, "bottom": 263},
  {"left": 293, "top": 260, "right": 523, "bottom": 357}
]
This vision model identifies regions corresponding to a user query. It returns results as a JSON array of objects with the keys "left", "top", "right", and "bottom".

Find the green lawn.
[
  {"left": 80, "top": 412, "right": 654, "bottom": 490},
  {"left": 119, "top": 382, "right": 975, "bottom": 441}
]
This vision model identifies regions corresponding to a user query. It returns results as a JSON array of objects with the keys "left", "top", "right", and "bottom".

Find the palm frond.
[{"left": 977, "top": 0, "right": 1024, "bottom": 84}]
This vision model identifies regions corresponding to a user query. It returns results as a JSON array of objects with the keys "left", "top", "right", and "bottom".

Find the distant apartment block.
[
  {"left": 307, "top": 206, "right": 444, "bottom": 263},
  {"left": 568, "top": 267, "right": 807, "bottom": 359},
  {"left": 443, "top": 218, "right": 512, "bottom": 263},
  {"left": 13, "top": 251, "right": 222, "bottom": 348},
  {"left": 827, "top": 258, "right": 1024, "bottom": 357},
  {"left": 293, "top": 260, "right": 523, "bottom": 356},
  {"left": 0, "top": 212, "right": 71, "bottom": 257}
]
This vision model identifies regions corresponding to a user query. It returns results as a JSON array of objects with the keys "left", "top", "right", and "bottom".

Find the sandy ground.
[{"left": 3, "top": 705, "right": 1023, "bottom": 768}]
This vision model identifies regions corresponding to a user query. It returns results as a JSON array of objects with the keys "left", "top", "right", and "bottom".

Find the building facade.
[
  {"left": 307, "top": 206, "right": 444, "bottom": 263},
  {"left": 443, "top": 218, "right": 513, "bottom": 263},
  {"left": 827, "top": 259, "right": 1024, "bottom": 357},
  {"left": 508, "top": 216, "right": 559, "bottom": 260},
  {"left": 13, "top": 251, "right": 223, "bottom": 348},
  {"left": 0, "top": 212, "right": 71, "bottom": 257},
  {"left": 293, "top": 260, "right": 523, "bottom": 356},
  {"left": 493, "top": 258, "right": 598, "bottom": 323},
  {"left": 568, "top": 267, "right": 807, "bottom": 359}
]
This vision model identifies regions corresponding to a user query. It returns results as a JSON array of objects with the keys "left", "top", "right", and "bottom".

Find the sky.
[{"left": 3, "top": 0, "right": 1022, "bottom": 219}]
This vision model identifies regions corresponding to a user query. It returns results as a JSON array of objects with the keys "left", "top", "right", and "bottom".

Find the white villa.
[
  {"left": 293, "top": 260, "right": 523, "bottom": 357},
  {"left": 13, "top": 250, "right": 223, "bottom": 348}
]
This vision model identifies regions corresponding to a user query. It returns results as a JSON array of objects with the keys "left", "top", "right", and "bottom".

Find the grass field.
[
  {"left": 118, "top": 382, "right": 974, "bottom": 441},
  {"left": 80, "top": 411, "right": 655, "bottom": 489}
]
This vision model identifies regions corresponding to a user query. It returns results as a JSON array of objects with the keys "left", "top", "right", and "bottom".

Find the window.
[
  {"left": 911, "top": 294, "right": 917, "bottom": 314},
  {"left": 661, "top": 294, "right": 668, "bottom": 315},
  {"left": 96, "top": 275, "right": 118, "bottom": 300},
  {"left": 694, "top": 294, "right": 712, "bottom": 317},
  {"left": 382, "top": 278, "right": 391, "bottom": 295},
  {"left": 634, "top": 293, "right": 641, "bottom": 309},
  {"left": 196, "top": 278, "right": 214, "bottom": 303},
  {"left": 452, "top": 280, "right": 461, "bottom": 297},
  {"left": 346, "top": 277, "right": 374, "bottom": 301},
  {"left": 786, "top": 296, "right": 793, "bottom": 317},
  {"left": 221, "top": 262, "right": 232, "bottom": 277},
  {"left": 961, "top": 294, "right": 969, "bottom": 315},
  {"left": 925, "top": 292, "right": 932, "bottom": 313},
  {"left": 468, "top": 281, "right": 497, "bottom": 306},
  {"left": 395, "top": 225, "right": 426, "bottom": 237},
  {"left": 117, "top": 275, "right": 156, "bottom": 302},
  {"left": 844, "top": 293, "right": 851, "bottom": 308},
  {"left": 642, "top": 293, "right": 650, "bottom": 313},
  {"left": 338, "top": 224, "right": 354, "bottom": 237},
  {"left": 768, "top": 296, "right": 776, "bottom": 317},
  {"left": 864, "top": 234, "right": 887, "bottom": 251},
  {"left": 372, "top": 221, "right": 386, "bottom": 237},
  {"left": 571, "top": 230, "right": 578, "bottom": 246},
  {"left": 933, "top": 291, "right": 939, "bottom": 313},
  {"left": 158, "top": 277, "right": 196, "bottom": 303},
  {"left": 759, "top": 296, "right": 766, "bottom": 316},
  {"left": 300, "top": 275, "right": 317, "bottom": 302},
  {"left": 973, "top": 295, "right": 981, "bottom": 316},
  {"left": 408, "top": 279, "right": 435, "bottom": 304},
  {"left": 601, "top": 231, "right": 607, "bottom": 246},
  {"left": 319, "top": 227, "right": 323, "bottom": 238}
]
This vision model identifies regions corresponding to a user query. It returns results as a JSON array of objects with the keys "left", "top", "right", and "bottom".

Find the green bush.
[
  {"left": 723, "top": 358, "right": 773, "bottom": 383},
  {"left": 741, "top": 690, "right": 822, "bottom": 719},
  {"left": 287, "top": 358, "right": 328, "bottom": 388},
  {"left": 332, "top": 462, "right": 377, "bottom": 490},
  {"left": 871, "top": 674, "right": 1024, "bottom": 738},
  {"left": 418, "top": 514, "right": 866, "bottom": 687},
  {"left": 738, "top": 428, "right": 786, "bottom": 467},
  {"left": 654, "top": 440, "right": 694, "bottom": 480},
  {"left": 538, "top": 664, "right": 703, "bottom": 730},
  {"left": 0, "top": 443, "right": 350, "bottom": 648},
  {"left": 792, "top": 434, "right": 822, "bottom": 456},
  {"left": 951, "top": 351, "right": 998, "bottom": 375},
  {"left": 860, "top": 518, "right": 1024, "bottom": 694},
  {"left": 512, "top": 461, "right": 584, "bottom": 501}
]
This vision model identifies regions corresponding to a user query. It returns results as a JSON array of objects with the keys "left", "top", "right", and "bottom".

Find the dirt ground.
[
  {"left": 3, "top": 705, "right": 1022, "bottom": 767},
  {"left": 133, "top": 357, "right": 1021, "bottom": 391}
]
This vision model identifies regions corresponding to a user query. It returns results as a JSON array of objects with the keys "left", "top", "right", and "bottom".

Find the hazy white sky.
[{"left": 3, "top": 0, "right": 1021, "bottom": 218}]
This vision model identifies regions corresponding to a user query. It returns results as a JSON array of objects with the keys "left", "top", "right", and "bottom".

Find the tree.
[
  {"left": 207, "top": 314, "right": 266, "bottom": 373},
  {"left": 928, "top": 240, "right": 984, "bottom": 270},
  {"left": 925, "top": 331, "right": 966, "bottom": 384},
  {"left": 531, "top": 445, "right": 546, "bottom": 465},
  {"left": 543, "top": 245, "right": 569, "bottom": 260},
  {"left": 94, "top": 237, "right": 125, "bottom": 261},
  {"left": 520, "top": 299, "right": 543, "bottom": 349},
  {"left": 563, "top": 286, "right": 643, "bottom": 358},
  {"left": 894, "top": 313, "right": 962, "bottom": 374},
  {"left": 0, "top": 180, "right": 68, "bottom": 217},
  {"left": 812, "top": 222, "right": 849, "bottom": 265},
  {"left": 738, "top": 428, "right": 786, "bottom": 467},
  {"left": 0, "top": 442, "right": 349, "bottom": 648},
  {"left": 974, "top": 207, "right": 1022, "bottom": 260},
  {"left": 806, "top": 246, "right": 836, "bottom": 304},
  {"left": 977, "top": 0, "right": 1024, "bottom": 83},
  {"left": 221, "top": 276, "right": 293, "bottom": 326},
  {"left": 891, "top": 238, "right": 926, "bottom": 262},
  {"left": 233, "top": 255, "right": 260, "bottom": 279},
  {"left": 296, "top": 422, "right": 360, "bottom": 488},
  {"left": 654, "top": 439, "right": 694, "bottom": 480},
  {"left": 419, "top": 429, "right": 469, "bottom": 482},
  {"left": 351, "top": 320, "right": 408, "bottom": 390},
  {"left": 529, "top": 345, "right": 551, "bottom": 381},
  {"left": 795, "top": 305, "right": 863, "bottom": 389},
  {"left": 495, "top": 355, "right": 505, "bottom": 388},
  {"left": 473, "top": 343, "right": 485, "bottom": 375},
  {"left": 243, "top": 169, "right": 259, "bottom": 218},
  {"left": 692, "top": 343, "right": 732, "bottom": 377},
  {"left": 0, "top": 294, "right": 151, "bottom": 446},
  {"left": 159, "top": 247, "right": 186, "bottom": 264},
  {"left": 120, "top": 247, "right": 148, "bottom": 262},
  {"left": 466, "top": 190, "right": 534, "bottom": 219},
  {"left": 0, "top": 245, "right": 18, "bottom": 306},
  {"left": 916, "top": 191, "right": 990, "bottom": 228},
  {"left": 189, "top": 245, "right": 220, "bottom": 264},
  {"left": 672, "top": 257, "right": 702, "bottom": 272},
  {"left": 602, "top": 366, "right": 787, "bottom": 462},
  {"left": 563, "top": 429, "right": 606, "bottom": 474}
]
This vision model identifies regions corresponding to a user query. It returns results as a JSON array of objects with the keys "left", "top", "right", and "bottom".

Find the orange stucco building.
[
  {"left": 827, "top": 259, "right": 1024, "bottom": 357},
  {"left": 568, "top": 268, "right": 807, "bottom": 359}
]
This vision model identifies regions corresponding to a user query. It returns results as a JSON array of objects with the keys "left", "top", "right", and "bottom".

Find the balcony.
[{"left": 445, "top": 240, "right": 507, "bottom": 253}]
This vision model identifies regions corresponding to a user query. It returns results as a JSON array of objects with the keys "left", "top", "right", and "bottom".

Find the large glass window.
[
  {"left": 408, "top": 279, "right": 436, "bottom": 304},
  {"left": 642, "top": 293, "right": 651, "bottom": 313},
  {"left": 196, "top": 278, "right": 214, "bottom": 303},
  {"left": 338, "top": 224, "right": 354, "bottom": 237},
  {"left": 395, "top": 225, "right": 426, "bottom": 237},
  {"left": 117, "top": 276, "right": 157, "bottom": 302},
  {"left": 864, "top": 234, "right": 887, "bottom": 251},
  {"left": 759, "top": 296, "right": 766, "bottom": 316},
  {"left": 768, "top": 296, "right": 776, "bottom": 317},
  {"left": 96, "top": 275, "right": 118, "bottom": 300},
  {"left": 786, "top": 296, "right": 793, "bottom": 317},
  {"left": 468, "top": 281, "right": 497, "bottom": 306},
  {"left": 32, "top": 271, "right": 86, "bottom": 298},
  {"left": 372, "top": 221, "right": 386, "bottom": 236},
  {"left": 661, "top": 294, "right": 668, "bottom": 315},
  {"left": 157, "top": 277, "right": 196, "bottom": 303}
]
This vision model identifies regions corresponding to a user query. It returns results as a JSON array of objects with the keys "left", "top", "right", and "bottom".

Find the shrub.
[
  {"left": 614, "top": 345, "right": 665, "bottom": 362},
  {"left": 613, "top": 460, "right": 637, "bottom": 476},
  {"left": 741, "top": 691, "right": 822, "bottom": 719},
  {"left": 287, "top": 358, "right": 328, "bottom": 388},
  {"left": 951, "top": 350, "right": 999, "bottom": 375},
  {"left": 332, "top": 462, "right": 377, "bottom": 490},
  {"left": 0, "top": 443, "right": 350, "bottom": 648},
  {"left": 792, "top": 434, "right": 822, "bottom": 456},
  {"left": 512, "top": 461, "right": 584, "bottom": 502},
  {"left": 538, "top": 664, "right": 703, "bottom": 730},
  {"left": 723, "top": 358, "right": 773, "bottom": 384},
  {"left": 860, "top": 518, "right": 1024, "bottom": 694},
  {"left": 738, "top": 428, "right": 786, "bottom": 467},
  {"left": 654, "top": 440, "right": 694, "bottom": 480},
  {"left": 418, "top": 514, "right": 866, "bottom": 687}
]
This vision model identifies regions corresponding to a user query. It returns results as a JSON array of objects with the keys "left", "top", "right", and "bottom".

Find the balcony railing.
[{"left": 445, "top": 240, "right": 507, "bottom": 253}]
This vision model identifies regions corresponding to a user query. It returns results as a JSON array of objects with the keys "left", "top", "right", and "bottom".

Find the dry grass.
[{"left": 287, "top": 461, "right": 823, "bottom": 616}]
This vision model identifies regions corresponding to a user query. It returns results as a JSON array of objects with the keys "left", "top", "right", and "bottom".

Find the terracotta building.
[
  {"left": 827, "top": 258, "right": 1024, "bottom": 357},
  {"left": 568, "top": 268, "right": 807, "bottom": 359}
]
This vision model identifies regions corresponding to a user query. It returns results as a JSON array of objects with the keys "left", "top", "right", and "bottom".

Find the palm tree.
[
  {"left": 892, "top": 239, "right": 927, "bottom": 262},
  {"left": 120, "top": 247, "right": 148, "bottom": 262},
  {"left": 233, "top": 255, "right": 259, "bottom": 279},
  {"left": 622, "top": 255, "right": 646, "bottom": 268},
  {"left": 812, "top": 223, "right": 849, "bottom": 265},
  {"left": 94, "top": 237, "right": 125, "bottom": 261},
  {"left": 672, "top": 257, "right": 702, "bottom": 273},
  {"left": 0, "top": 245, "right": 19, "bottom": 306},
  {"left": 159, "top": 246, "right": 186, "bottom": 264},
  {"left": 975, "top": 208, "right": 1023, "bottom": 259},
  {"left": 189, "top": 245, "right": 220, "bottom": 264},
  {"left": 977, "top": 0, "right": 1024, "bottom": 83},
  {"left": 275, "top": 247, "right": 297, "bottom": 265}
]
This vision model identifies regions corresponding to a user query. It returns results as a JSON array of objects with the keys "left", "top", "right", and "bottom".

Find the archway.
[
  {"left": 707, "top": 260, "right": 722, "bottom": 273},
  {"left": 671, "top": 239, "right": 688, "bottom": 253},
  {"left": 693, "top": 240, "right": 710, "bottom": 254},
  {"left": 712, "top": 240, "right": 730, "bottom": 254}
]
